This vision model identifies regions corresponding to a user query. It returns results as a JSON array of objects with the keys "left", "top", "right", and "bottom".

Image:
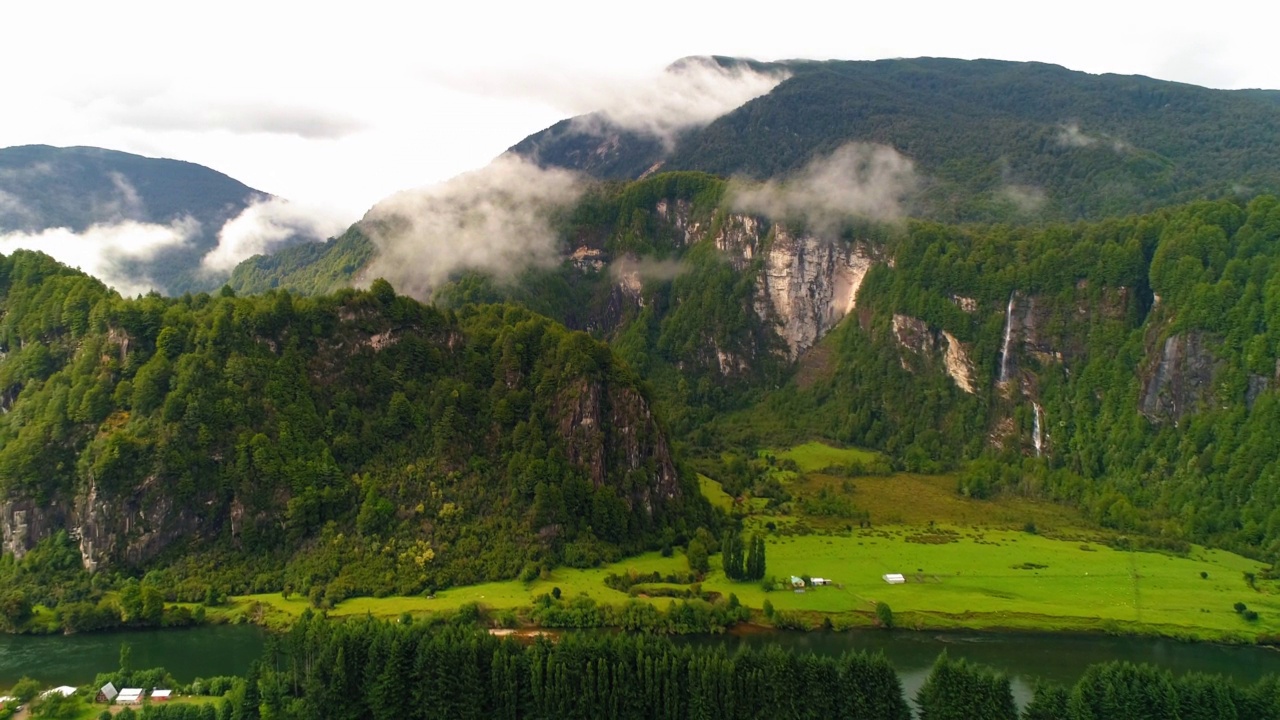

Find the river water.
[
  {"left": 684, "top": 628, "right": 1280, "bottom": 707},
  {"left": 4, "top": 623, "right": 1280, "bottom": 707},
  {"left": 0, "top": 624, "right": 266, "bottom": 689}
]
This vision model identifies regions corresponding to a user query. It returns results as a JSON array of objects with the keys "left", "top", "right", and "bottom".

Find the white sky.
[{"left": 4, "top": 0, "right": 1278, "bottom": 224}]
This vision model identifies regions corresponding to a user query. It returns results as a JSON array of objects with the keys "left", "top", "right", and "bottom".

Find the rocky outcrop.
[
  {"left": 942, "top": 331, "right": 977, "bottom": 395},
  {"left": 709, "top": 216, "right": 875, "bottom": 360},
  {"left": 756, "top": 227, "right": 875, "bottom": 359},
  {"left": 555, "top": 379, "right": 681, "bottom": 515},
  {"left": 1141, "top": 332, "right": 1221, "bottom": 423},
  {"left": 654, "top": 199, "right": 704, "bottom": 246},
  {"left": 891, "top": 315, "right": 978, "bottom": 394}
]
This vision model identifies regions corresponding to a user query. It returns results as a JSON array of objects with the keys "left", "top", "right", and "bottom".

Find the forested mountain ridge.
[
  {"left": 0, "top": 250, "right": 707, "bottom": 599},
  {"left": 0, "top": 145, "right": 324, "bottom": 295},
  {"left": 230, "top": 168, "right": 1280, "bottom": 560},
  {"left": 512, "top": 57, "right": 1280, "bottom": 223}
]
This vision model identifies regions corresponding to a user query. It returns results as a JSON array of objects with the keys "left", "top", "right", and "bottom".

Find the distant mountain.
[
  {"left": 511, "top": 57, "right": 1280, "bottom": 222},
  {"left": 0, "top": 145, "right": 269, "bottom": 294}
]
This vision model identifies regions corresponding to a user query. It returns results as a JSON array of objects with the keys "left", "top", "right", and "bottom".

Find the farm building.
[
  {"left": 790, "top": 576, "right": 805, "bottom": 588},
  {"left": 883, "top": 573, "right": 905, "bottom": 584},
  {"left": 118, "top": 688, "right": 144, "bottom": 704},
  {"left": 811, "top": 577, "right": 831, "bottom": 586},
  {"left": 98, "top": 682, "right": 119, "bottom": 703},
  {"left": 152, "top": 690, "right": 173, "bottom": 702}
]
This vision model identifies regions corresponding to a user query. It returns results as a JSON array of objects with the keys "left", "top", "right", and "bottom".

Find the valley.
[{"left": 7, "top": 50, "right": 1280, "bottom": 718}]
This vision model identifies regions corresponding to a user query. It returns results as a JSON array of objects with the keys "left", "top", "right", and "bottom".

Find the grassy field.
[
  {"left": 231, "top": 442, "right": 1280, "bottom": 643},
  {"left": 776, "top": 442, "right": 882, "bottom": 473},
  {"left": 698, "top": 473, "right": 734, "bottom": 511},
  {"left": 237, "top": 529, "right": 1280, "bottom": 642}
]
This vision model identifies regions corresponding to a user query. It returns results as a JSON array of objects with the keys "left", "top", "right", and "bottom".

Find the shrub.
[{"left": 876, "top": 601, "right": 894, "bottom": 629}]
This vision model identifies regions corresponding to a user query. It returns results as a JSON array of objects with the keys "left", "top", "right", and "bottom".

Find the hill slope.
[
  {"left": 0, "top": 250, "right": 707, "bottom": 600},
  {"left": 512, "top": 57, "right": 1280, "bottom": 222}
]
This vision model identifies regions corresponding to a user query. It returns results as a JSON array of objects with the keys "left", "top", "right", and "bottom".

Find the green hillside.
[
  {"left": 229, "top": 171, "right": 1280, "bottom": 562},
  {"left": 0, "top": 250, "right": 708, "bottom": 620}
]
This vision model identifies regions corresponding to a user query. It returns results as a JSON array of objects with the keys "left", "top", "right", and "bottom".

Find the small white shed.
[{"left": 882, "top": 573, "right": 906, "bottom": 584}]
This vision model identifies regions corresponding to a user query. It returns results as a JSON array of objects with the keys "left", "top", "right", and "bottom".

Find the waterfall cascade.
[
  {"left": 998, "top": 293, "right": 1015, "bottom": 384},
  {"left": 1032, "top": 402, "right": 1043, "bottom": 457}
]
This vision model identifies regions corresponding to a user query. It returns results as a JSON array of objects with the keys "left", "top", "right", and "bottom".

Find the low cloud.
[
  {"left": 0, "top": 190, "right": 33, "bottom": 225},
  {"left": 998, "top": 184, "right": 1047, "bottom": 214},
  {"left": 1057, "top": 123, "right": 1097, "bottom": 148},
  {"left": 362, "top": 155, "right": 585, "bottom": 299},
  {"left": 102, "top": 171, "right": 146, "bottom": 220},
  {"left": 200, "top": 198, "right": 351, "bottom": 274},
  {"left": 449, "top": 57, "right": 788, "bottom": 149},
  {"left": 730, "top": 143, "right": 917, "bottom": 231},
  {"left": 571, "top": 57, "right": 790, "bottom": 148},
  {"left": 97, "top": 94, "right": 366, "bottom": 139},
  {"left": 0, "top": 217, "right": 200, "bottom": 296},
  {"left": 609, "top": 256, "right": 687, "bottom": 285},
  {"left": 1056, "top": 122, "right": 1129, "bottom": 152}
]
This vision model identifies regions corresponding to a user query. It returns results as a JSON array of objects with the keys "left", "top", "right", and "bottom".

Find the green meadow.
[{"left": 234, "top": 442, "right": 1280, "bottom": 643}]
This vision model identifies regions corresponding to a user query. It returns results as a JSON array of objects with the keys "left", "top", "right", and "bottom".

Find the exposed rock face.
[
  {"left": 654, "top": 199, "right": 704, "bottom": 246},
  {"left": 892, "top": 315, "right": 935, "bottom": 358},
  {"left": 757, "top": 226, "right": 874, "bottom": 359},
  {"left": 941, "top": 331, "right": 977, "bottom": 395},
  {"left": 891, "top": 315, "right": 977, "bottom": 394},
  {"left": 556, "top": 379, "right": 681, "bottom": 514},
  {"left": 605, "top": 205, "right": 878, "bottom": 369},
  {"left": 1141, "top": 332, "right": 1220, "bottom": 422},
  {"left": 1, "top": 476, "right": 211, "bottom": 571}
]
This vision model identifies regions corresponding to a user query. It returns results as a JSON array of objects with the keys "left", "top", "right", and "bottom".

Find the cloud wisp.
[
  {"left": 609, "top": 255, "right": 688, "bottom": 287},
  {"left": 201, "top": 198, "right": 351, "bottom": 274},
  {"left": 730, "top": 142, "right": 918, "bottom": 231},
  {"left": 1055, "top": 122, "right": 1129, "bottom": 152},
  {"left": 570, "top": 57, "right": 790, "bottom": 148},
  {"left": 448, "top": 57, "right": 789, "bottom": 149},
  {"left": 361, "top": 155, "right": 585, "bottom": 299},
  {"left": 0, "top": 217, "right": 200, "bottom": 297}
]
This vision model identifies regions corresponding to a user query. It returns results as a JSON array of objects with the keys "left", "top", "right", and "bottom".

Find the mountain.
[
  {"left": 0, "top": 250, "right": 706, "bottom": 601},
  {"left": 0, "top": 145, "right": 295, "bottom": 295},
  {"left": 230, "top": 166, "right": 1280, "bottom": 560},
  {"left": 512, "top": 57, "right": 1280, "bottom": 223}
]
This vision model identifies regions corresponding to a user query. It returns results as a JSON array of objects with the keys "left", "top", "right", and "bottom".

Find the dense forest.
[{"left": 0, "top": 249, "right": 709, "bottom": 624}]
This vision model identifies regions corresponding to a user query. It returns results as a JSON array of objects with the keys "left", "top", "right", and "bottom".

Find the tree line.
[{"left": 80, "top": 615, "right": 1280, "bottom": 720}]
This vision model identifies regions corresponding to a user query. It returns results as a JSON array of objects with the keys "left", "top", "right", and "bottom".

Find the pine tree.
[
  {"left": 745, "top": 534, "right": 766, "bottom": 580},
  {"left": 722, "top": 531, "right": 746, "bottom": 580}
]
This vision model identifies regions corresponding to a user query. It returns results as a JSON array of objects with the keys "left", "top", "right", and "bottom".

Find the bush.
[{"left": 876, "top": 601, "right": 894, "bottom": 629}]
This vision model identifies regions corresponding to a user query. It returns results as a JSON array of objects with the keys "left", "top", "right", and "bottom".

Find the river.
[
  {"left": 0, "top": 624, "right": 266, "bottom": 689},
  {"left": 4, "top": 623, "right": 1280, "bottom": 708},
  {"left": 684, "top": 628, "right": 1280, "bottom": 707}
]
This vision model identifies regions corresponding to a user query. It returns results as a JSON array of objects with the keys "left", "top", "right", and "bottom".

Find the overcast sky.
[{"left": 4, "top": 0, "right": 1278, "bottom": 223}]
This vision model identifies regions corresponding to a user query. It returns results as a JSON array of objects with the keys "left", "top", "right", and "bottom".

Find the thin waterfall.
[
  {"left": 1032, "top": 402, "right": 1043, "bottom": 457},
  {"left": 998, "top": 293, "right": 1015, "bottom": 384}
]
